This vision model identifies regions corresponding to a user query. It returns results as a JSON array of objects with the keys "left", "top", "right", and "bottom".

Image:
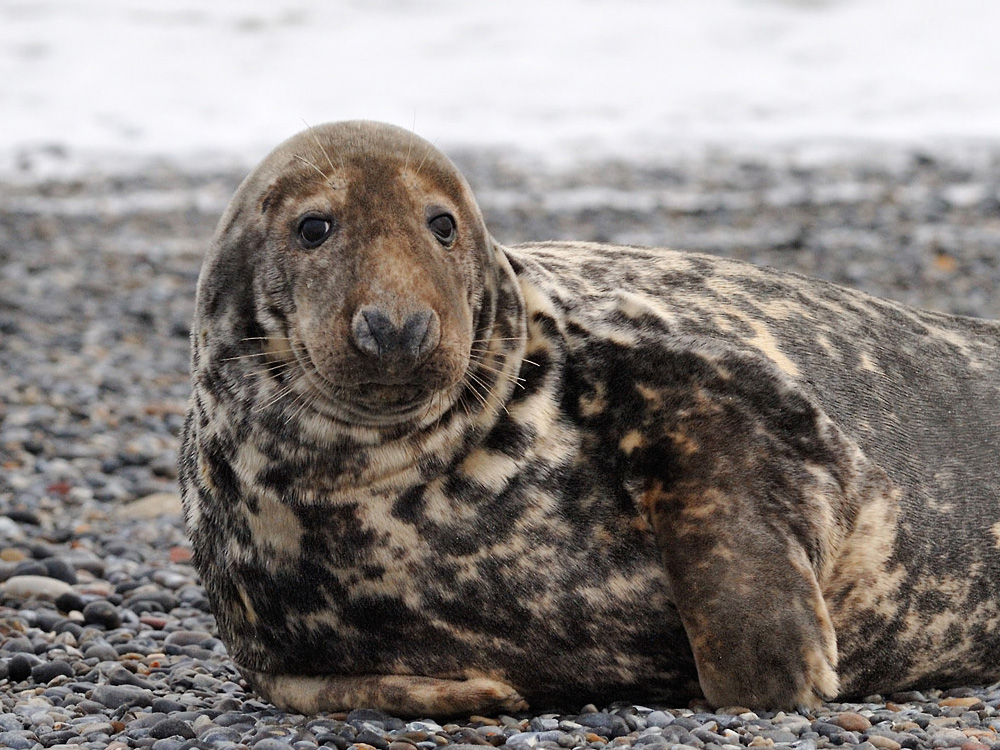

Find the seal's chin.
[
  {"left": 309, "top": 376, "right": 442, "bottom": 425},
  {"left": 350, "top": 383, "right": 431, "bottom": 413}
]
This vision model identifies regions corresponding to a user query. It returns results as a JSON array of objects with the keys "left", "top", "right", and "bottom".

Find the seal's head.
[{"left": 195, "top": 121, "right": 505, "bottom": 428}]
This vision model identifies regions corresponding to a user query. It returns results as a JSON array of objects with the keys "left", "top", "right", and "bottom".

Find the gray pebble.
[
  {"left": 81, "top": 600, "right": 122, "bottom": 629},
  {"left": 42, "top": 558, "right": 78, "bottom": 584},
  {"left": 2, "top": 636, "right": 35, "bottom": 654},
  {"left": 645, "top": 711, "right": 674, "bottom": 728},
  {"left": 531, "top": 717, "right": 560, "bottom": 732},
  {"left": 30, "top": 659, "right": 74, "bottom": 683},
  {"left": 506, "top": 733, "right": 539, "bottom": 750},
  {"left": 0, "top": 731, "right": 40, "bottom": 750},
  {"left": 82, "top": 643, "right": 120, "bottom": 661},
  {"left": 635, "top": 734, "right": 671, "bottom": 748},
  {"left": 91, "top": 683, "right": 154, "bottom": 709},
  {"left": 39, "top": 728, "right": 81, "bottom": 745},
  {"left": 53, "top": 590, "right": 87, "bottom": 614},
  {"left": 149, "top": 717, "right": 196, "bottom": 740},
  {"left": 0, "top": 716, "right": 23, "bottom": 731},
  {"left": 761, "top": 728, "right": 799, "bottom": 743},
  {"left": 199, "top": 725, "right": 242, "bottom": 743},
  {"left": 151, "top": 697, "right": 186, "bottom": 713},
  {"left": 355, "top": 729, "right": 389, "bottom": 749},
  {"left": 6, "top": 652, "right": 44, "bottom": 681},
  {"left": 107, "top": 665, "right": 155, "bottom": 689},
  {"left": 574, "top": 712, "right": 630, "bottom": 738},
  {"left": 661, "top": 725, "right": 702, "bottom": 747},
  {"left": 12, "top": 560, "right": 47, "bottom": 578},
  {"left": 162, "top": 629, "right": 213, "bottom": 647},
  {"left": 252, "top": 738, "right": 297, "bottom": 749}
]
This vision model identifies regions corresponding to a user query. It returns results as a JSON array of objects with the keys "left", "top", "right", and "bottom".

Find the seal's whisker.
[
  {"left": 403, "top": 123, "right": 415, "bottom": 173},
  {"left": 468, "top": 359, "right": 526, "bottom": 388},
  {"left": 453, "top": 387, "right": 474, "bottom": 420},
  {"left": 468, "top": 347, "right": 540, "bottom": 371},
  {"left": 415, "top": 143, "right": 433, "bottom": 175},
  {"left": 456, "top": 385, "right": 483, "bottom": 420},
  {"left": 257, "top": 383, "right": 296, "bottom": 412},
  {"left": 285, "top": 387, "right": 316, "bottom": 428},
  {"left": 419, "top": 387, "right": 443, "bottom": 423},
  {"left": 254, "top": 362, "right": 296, "bottom": 379},
  {"left": 465, "top": 349, "right": 526, "bottom": 381},
  {"left": 470, "top": 337, "right": 524, "bottom": 344},
  {"left": 293, "top": 154, "right": 332, "bottom": 185},
  {"left": 234, "top": 361, "right": 296, "bottom": 385},
  {"left": 470, "top": 357, "right": 522, "bottom": 375},
  {"left": 460, "top": 371, "right": 491, "bottom": 411},
  {"left": 302, "top": 118, "right": 343, "bottom": 177},
  {"left": 221, "top": 349, "right": 296, "bottom": 363},
  {"left": 465, "top": 370, "right": 509, "bottom": 417}
]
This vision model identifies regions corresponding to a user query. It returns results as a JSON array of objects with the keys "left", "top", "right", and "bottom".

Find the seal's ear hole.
[
  {"left": 297, "top": 215, "right": 335, "bottom": 249},
  {"left": 428, "top": 212, "right": 457, "bottom": 247}
]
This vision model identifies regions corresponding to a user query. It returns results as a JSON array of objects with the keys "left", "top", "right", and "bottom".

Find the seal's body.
[{"left": 180, "top": 121, "right": 1000, "bottom": 716}]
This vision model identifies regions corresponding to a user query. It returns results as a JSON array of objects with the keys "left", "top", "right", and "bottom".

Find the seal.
[{"left": 179, "top": 120, "right": 1000, "bottom": 717}]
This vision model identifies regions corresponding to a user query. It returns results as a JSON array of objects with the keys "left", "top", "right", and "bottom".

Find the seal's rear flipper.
[{"left": 242, "top": 669, "right": 529, "bottom": 717}]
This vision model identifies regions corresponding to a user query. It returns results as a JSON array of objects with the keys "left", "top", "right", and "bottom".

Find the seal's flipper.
[
  {"left": 641, "top": 478, "right": 839, "bottom": 709},
  {"left": 620, "top": 355, "right": 846, "bottom": 709},
  {"left": 243, "top": 670, "right": 529, "bottom": 717}
]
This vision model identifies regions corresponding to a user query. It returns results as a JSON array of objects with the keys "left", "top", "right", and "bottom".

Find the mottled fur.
[{"left": 180, "top": 121, "right": 1000, "bottom": 716}]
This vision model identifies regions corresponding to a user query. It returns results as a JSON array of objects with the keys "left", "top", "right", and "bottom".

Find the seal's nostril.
[
  {"left": 402, "top": 310, "right": 440, "bottom": 358},
  {"left": 351, "top": 306, "right": 439, "bottom": 363},
  {"left": 354, "top": 307, "right": 394, "bottom": 357}
]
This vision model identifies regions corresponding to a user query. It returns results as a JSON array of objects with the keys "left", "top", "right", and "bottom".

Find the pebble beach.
[{"left": 3, "top": 142, "right": 1000, "bottom": 750}]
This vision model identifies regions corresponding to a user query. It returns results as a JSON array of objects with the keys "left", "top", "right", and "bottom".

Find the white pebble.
[
  {"left": 1, "top": 575, "right": 73, "bottom": 601},
  {"left": 0, "top": 516, "right": 26, "bottom": 540}
]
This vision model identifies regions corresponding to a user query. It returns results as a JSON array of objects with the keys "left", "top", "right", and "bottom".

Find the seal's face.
[{"left": 204, "top": 122, "right": 495, "bottom": 427}]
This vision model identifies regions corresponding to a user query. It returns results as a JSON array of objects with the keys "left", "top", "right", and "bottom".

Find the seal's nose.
[{"left": 351, "top": 306, "right": 440, "bottom": 367}]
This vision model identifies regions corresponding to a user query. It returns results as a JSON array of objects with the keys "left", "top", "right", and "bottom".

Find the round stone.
[
  {"left": 81, "top": 600, "right": 122, "bottom": 629},
  {"left": 54, "top": 590, "right": 87, "bottom": 614},
  {"left": 356, "top": 729, "right": 390, "bottom": 749},
  {"left": 866, "top": 735, "right": 902, "bottom": 750},
  {"left": 162, "top": 630, "right": 212, "bottom": 647},
  {"left": 6, "top": 652, "right": 43, "bottom": 682},
  {"left": 253, "top": 738, "right": 297, "bottom": 750},
  {"left": 41, "top": 558, "right": 78, "bottom": 584},
  {"left": 149, "top": 717, "right": 196, "bottom": 740},
  {"left": 12, "top": 560, "right": 47, "bottom": 578},
  {"left": 30, "top": 659, "right": 74, "bottom": 683},
  {"left": 82, "top": 642, "right": 120, "bottom": 662},
  {"left": 1, "top": 636, "right": 34, "bottom": 654},
  {"left": 0, "top": 730, "right": 40, "bottom": 750},
  {"left": 830, "top": 712, "right": 872, "bottom": 732},
  {"left": 90, "top": 683, "right": 154, "bottom": 709},
  {"left": 1, "top": 575, "right": 74, "bottom": 601},
  {"left": 151, "top": 697, "right": 186, "bottom": 713}
]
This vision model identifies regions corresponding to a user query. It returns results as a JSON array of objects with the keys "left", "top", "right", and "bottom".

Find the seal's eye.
[
  {"left": 297, "top": 216, "right": 334, "bottom": 249},
  {"left": 428, "top": 212, "right": 457, "bottom": 247}
]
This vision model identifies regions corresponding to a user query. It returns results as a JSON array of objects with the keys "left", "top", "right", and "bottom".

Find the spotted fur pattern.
[{"left": 180, "top": 121, "right": 1000, "bottom": 716}]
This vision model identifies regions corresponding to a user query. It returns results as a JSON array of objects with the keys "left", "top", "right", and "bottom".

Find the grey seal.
[{"left": 180, "top": 120, "right": 1000, "bottom": 716}]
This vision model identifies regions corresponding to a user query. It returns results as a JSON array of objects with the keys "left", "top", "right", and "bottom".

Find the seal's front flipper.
[
  {"left": 243, "top": 670, "right": 529, "bottom": 717},
  {"left": 641, "top": 479, "right": 839, "bottom": 708}
]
